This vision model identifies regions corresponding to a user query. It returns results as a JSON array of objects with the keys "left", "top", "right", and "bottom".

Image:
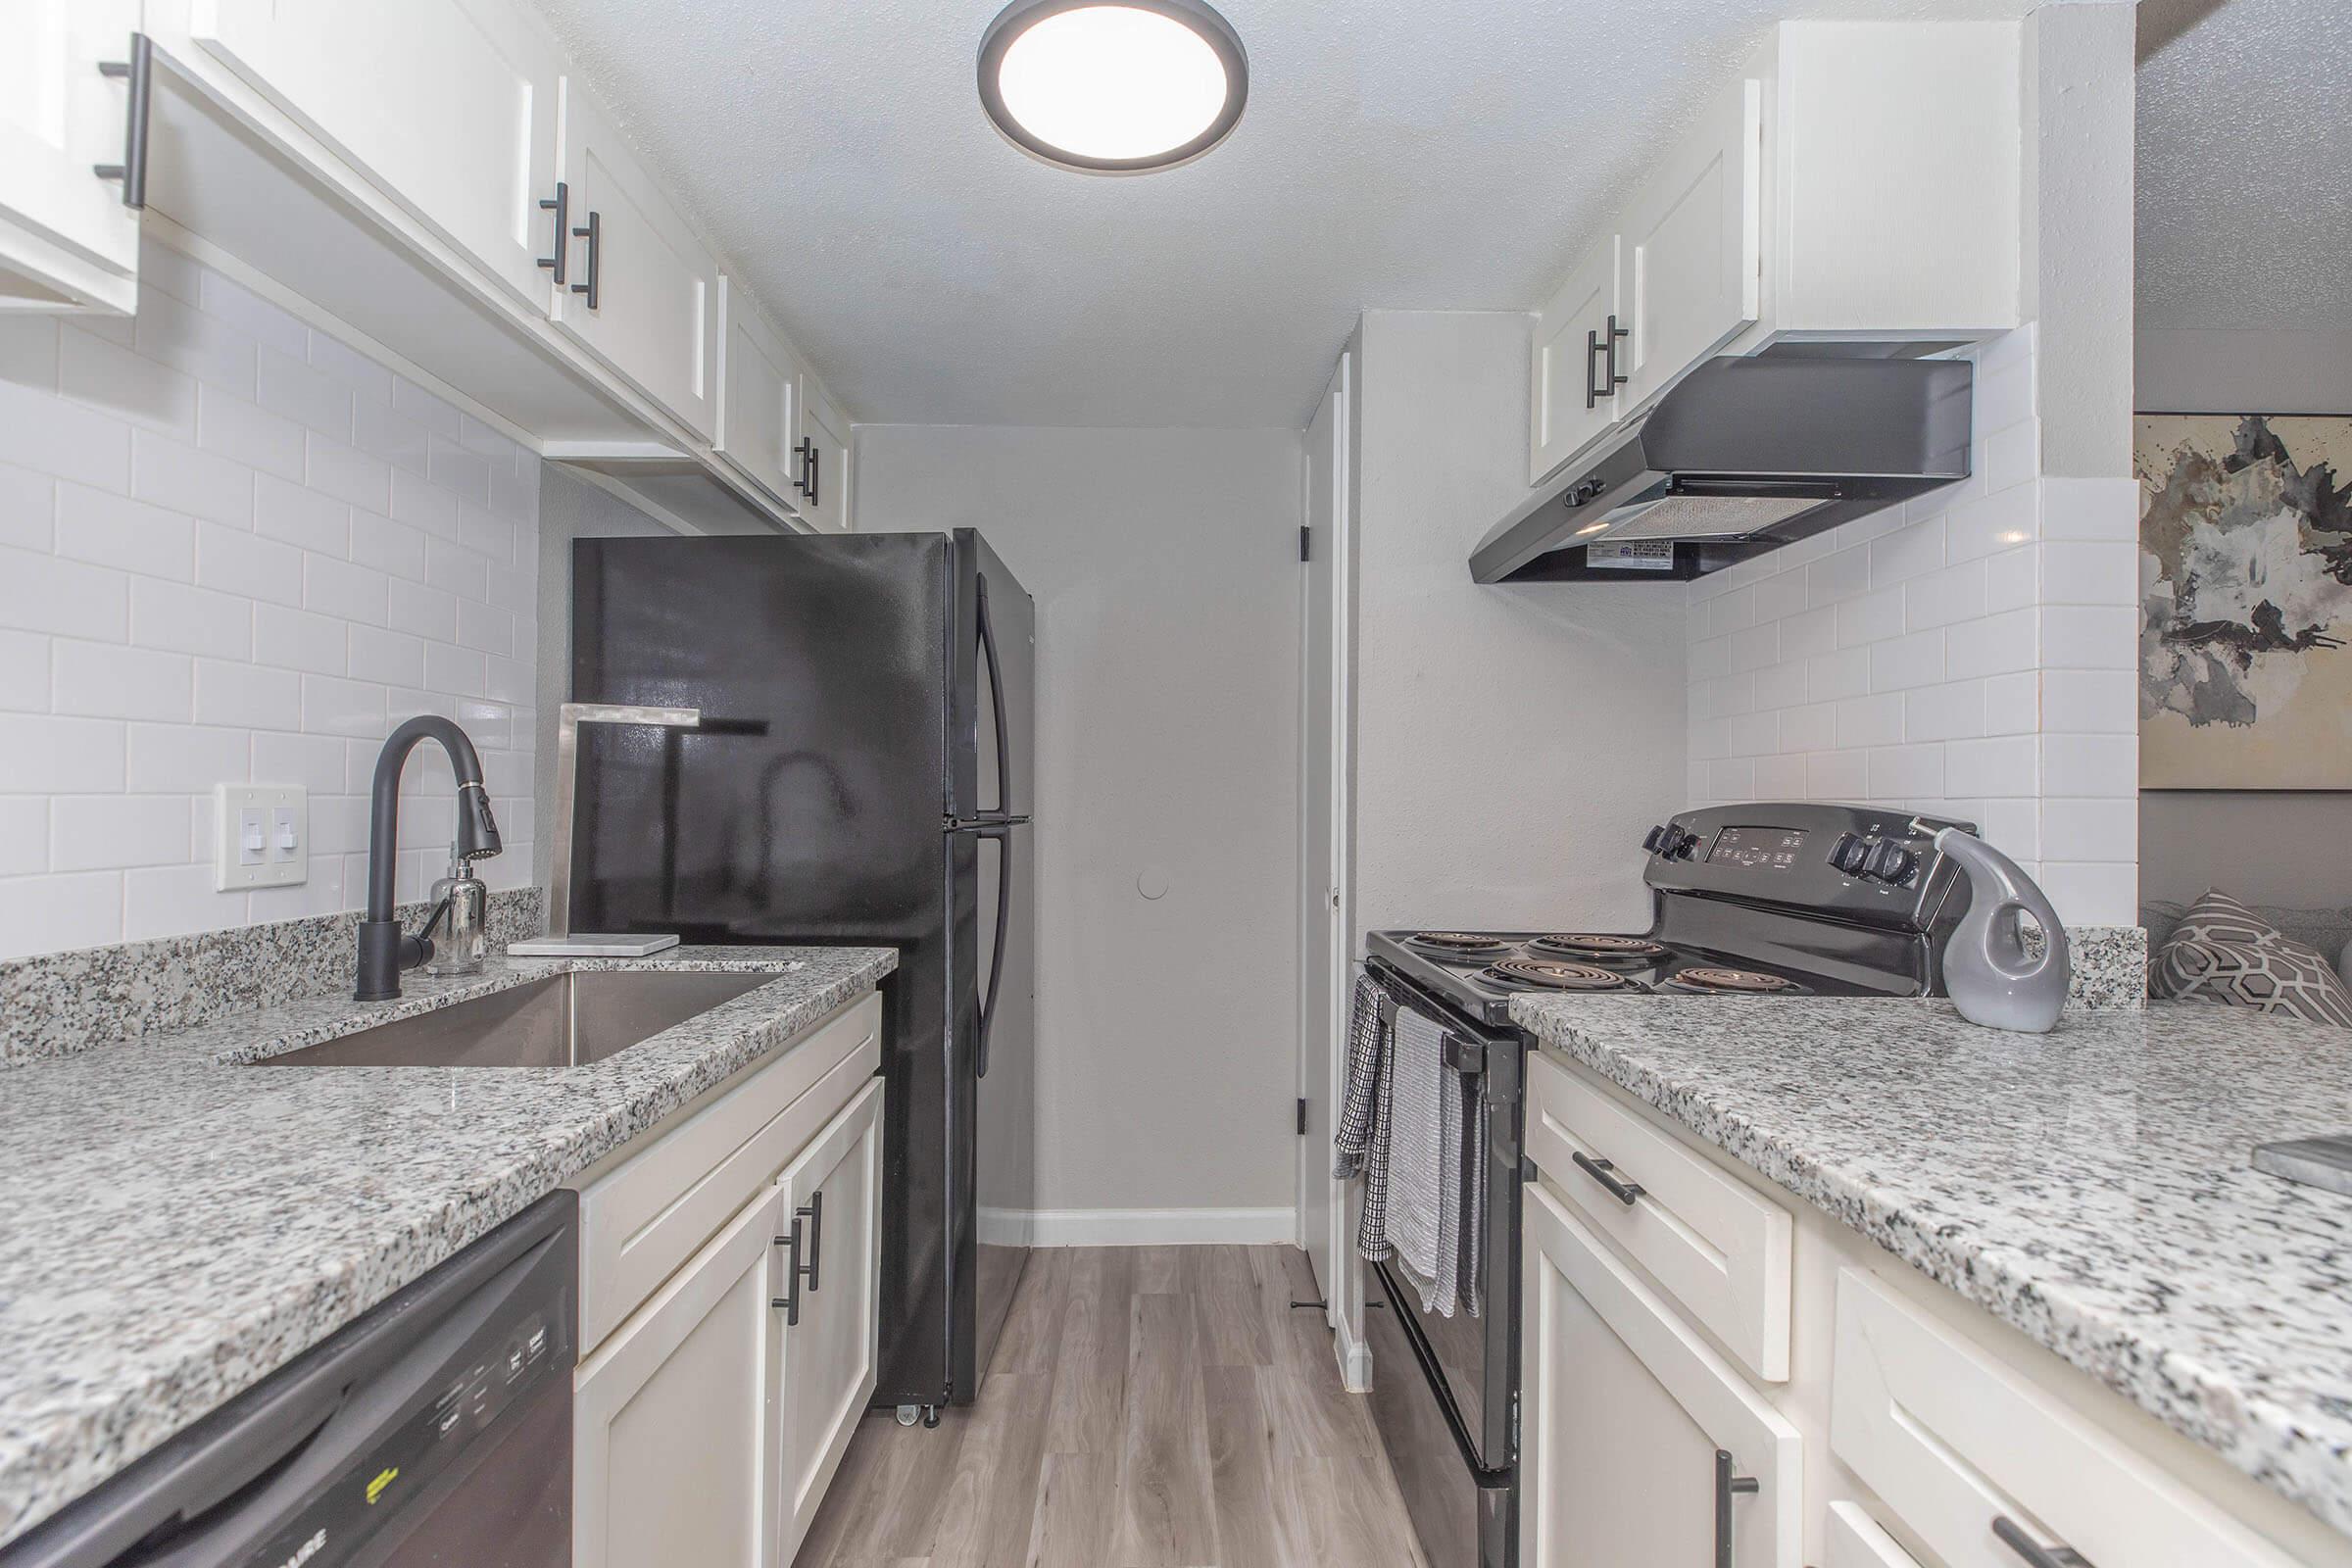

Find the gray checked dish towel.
[{"left": 1334, "top": 974, "right": 1486, "bottom": 1318}]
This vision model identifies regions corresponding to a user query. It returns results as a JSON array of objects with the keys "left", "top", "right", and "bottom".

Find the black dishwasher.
[{"left": 1, "top": 1193, "right": 576, "bottom": 1568}]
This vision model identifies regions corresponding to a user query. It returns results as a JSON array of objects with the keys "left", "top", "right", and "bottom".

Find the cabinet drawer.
[
  {"left": 578, "top": 991, "right": 881, "bottom": 1348},
  {"left": 1525, "top": 1051, "right": 1792, "bottom": 1380},
  {"left": 1831, "top": 1268, "right": 2300, "bottom": 1568},
  {"left": 1825, "top": 1502, "right": 1923, "bottom": 1568}
]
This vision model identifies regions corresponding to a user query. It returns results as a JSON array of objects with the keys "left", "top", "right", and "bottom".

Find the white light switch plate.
[{"left": 216, "top": 784, "right": 307, "bottom": 891}]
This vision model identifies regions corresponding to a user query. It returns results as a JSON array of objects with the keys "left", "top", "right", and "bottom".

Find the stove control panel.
[{"left": 1646, "top": 803, "right": 1972, "bottom": 931}]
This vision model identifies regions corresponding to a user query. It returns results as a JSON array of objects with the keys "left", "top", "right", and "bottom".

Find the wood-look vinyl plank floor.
[{"left": 795, "top": 1244, "right": 1429, "bottom": 1568}]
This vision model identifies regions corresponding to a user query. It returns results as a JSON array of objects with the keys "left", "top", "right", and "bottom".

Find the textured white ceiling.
[
  {"left": 530, "top": 0, "right": 2040, "bottom": 427},
  {"left": 2137, "top": 0, "right": 2352, "bottom": 329}
]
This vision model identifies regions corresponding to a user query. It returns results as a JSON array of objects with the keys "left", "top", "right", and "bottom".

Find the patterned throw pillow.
[{"left": 2152, "top": 890, "right": 2352, "bottom": 1028}]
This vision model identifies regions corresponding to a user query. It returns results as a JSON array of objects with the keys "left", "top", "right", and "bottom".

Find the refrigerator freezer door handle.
[{"left": 976, "top": 573, "right": 1012, "bottom": 820}]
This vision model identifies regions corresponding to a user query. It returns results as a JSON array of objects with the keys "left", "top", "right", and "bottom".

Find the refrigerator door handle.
[
  {"left": 973, "top": 820, "right": 1012, "bottom": 1079},
  {"left": 976, "top": 572, "right": 1012, "bottom": 820}
]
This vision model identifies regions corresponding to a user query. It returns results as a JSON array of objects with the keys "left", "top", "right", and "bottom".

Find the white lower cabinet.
[
  {"left": 1831, "top": 1268, "right": 2300, "bottom": 1568},
  {"left": 0, "top": 0, "right": 143, "bottom": 314},
  {"left": 1824, "top": 1502, "right": 1924, "bottom": 1568},
  {"left": 574, "top": 1181, "right": 784, "bottom": 1568},
  {"left": 572, "top": 993, "right": 885, "bottom": 1568},
  {"left": 771, "top": 1078, "right": 884, "bottom": 1564},
  {"left": 1521, "top": 1177, "right": 1801, "bottom": 1568}
]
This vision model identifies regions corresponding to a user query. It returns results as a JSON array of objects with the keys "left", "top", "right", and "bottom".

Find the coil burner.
[
  {"left": 1662, "top": 966, "right": 1804, "bottom": 996},
  {"left": 1526, "top": 933, "right": 1670, "bottom": 964},
  {"left": 1480, "top": 957, "right": 1641, "bottom": 992},
  {"left": 1407, "top": 931, "right": 1518, "bottom": 961}
]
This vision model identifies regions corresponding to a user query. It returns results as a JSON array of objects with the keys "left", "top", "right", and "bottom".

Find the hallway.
[{"left": 795, "top": 1245, "right": 1431, "bottom": 1568}]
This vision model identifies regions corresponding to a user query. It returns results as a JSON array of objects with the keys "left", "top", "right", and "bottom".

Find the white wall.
[
  {"left": 853, "top": 424, "right": 1304, "bottom": 1227},
  {"left": 1352, "top": 312, "right": 1689, "bottom": 939},
  {"left": 0, "top": 239, "right": 538, "bottom": 960},
  {"left": 2137, "top": 329, "right": 2352, "bottom": 416}
]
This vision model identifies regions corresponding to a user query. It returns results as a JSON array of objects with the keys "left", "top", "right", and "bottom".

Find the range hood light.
[{"left": 978, "top": 0, "right": 1249, "bottom": 173}]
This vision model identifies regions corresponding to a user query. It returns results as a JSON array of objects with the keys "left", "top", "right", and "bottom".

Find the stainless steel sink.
[{"left": 255, "top": 970, "right": 777, "bottom": 1068}]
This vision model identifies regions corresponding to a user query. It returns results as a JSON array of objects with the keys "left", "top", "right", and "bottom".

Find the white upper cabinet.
[
  {"left": 798, "top": 378, "right": 852, "bottom": 534},
  {"left": 189, "top": 0, "right": 563, "bottom": 312},
  {"left": 713, "top": 278, "right": 806, "bottom": 516},
  {"left": 1528, "top": 234, "right": 1622, "bottom": 485},
  {"left": 0, "top": 0, "right": 144, "bottom": 314},
  {"left": 1526, "top": 20, "right": 2023, "bottom": 484},
  {"left": 553, "top": 79, "right": 721, "bottom": 441},
  {"left": 1620, "top": 78, "right": 1761, "bottom": 410}
]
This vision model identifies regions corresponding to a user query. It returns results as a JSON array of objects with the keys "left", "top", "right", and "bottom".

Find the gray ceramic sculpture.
[{"left": 1915, "top": 817, "right": 2070, "bottom": 1033}]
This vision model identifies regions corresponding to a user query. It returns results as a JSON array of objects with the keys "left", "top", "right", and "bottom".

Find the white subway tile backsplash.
[
  {"left": 306, "top": 331, "right": 393, "bottom": 405},
  {"left": 127, "top": 724, "right": 248, "bottom": 793},
  {"left": 253, "top": 732, "right": 348, "bottom": 795},
  {"left": 52, "top": 641, "right": 193, "bottom": 723},
  {"left": 0, "top": 629, "right": 50, "bottom": 711},
  {"left": 348, "top": 625, "right": 425, "bottom": 688},
  {"left": 2040, "top": 669, "right": 2135, "bottom": 733},
  {"left": 1945, "top": 607, "right": 2038, "bottom": 679},
  {"left": 196, "top": 520, "right": 305, "bottom": 610},
  {"left": 388, "top": 469, "right": 461, "bottom": 539},
  {"left": 0, "top": 377, "right": 134, "bottom": 494},
  {"left": 1984, "top": 543, "right": 2037, "bottom": 612},
  {"left": 1944, "top": 735, "right": 2037, "bottom": 798},
  {"left": 55, "top": 484, "right": 196, "bottom": 582},
  {"left": 1868, "top": 744, "right": 1943, "bottom": 799},
  {"left": 387, "top": 580, "right": 460, "bottom": 644},
  {"left": 391, "top": 378, "right": 464, "bottom": 440},
  {"left": 1904, "top": 680, "right": 1984, "bottom": 743},
  {"left": 1837, "top": 693, "right": 1904, "bottom": 749},
  {"left": 1749, "top": 568, "right": 1807, "bottom": 626},
  {"left": 1904, "top": 560, "right": 1987, "bottom": 631},
  {"left": 305, "top": 554, "right": 389, "bottom": 625},
  {"left": 0, "top": 870, "right": 122, "bottom": 959},
  {"left": 1983, "top": 670, "right": 2039, "bottom": 736},
  {"left": 1834, "top": 586, "right": 1905, "bottom": 649},
  {"left": 2039, "top": 541, "right": 2136, "bottom": 607},
  {"left": 253, "top": 473, "right": 350, "bottom": 556},
  {"left": 197, "top": 385, "right": 307, "bottom": 481},
  {"left": 1808, "top": 544, "right": 1871, "bottom": 607},
  {"left": 51, "top": 793, "right": 190, "bottom": 871},
  {"left": 350, "top": 512, "right": 425, "bottom": 581},
  {"left": 423, "top": 538, "right": 490, "bottom": 601},
  {"left": 1806, "top": 751, "right": 1868, "bottom": 799},
  {"left": 192, "top": 658, "right": 301, "bottom": 731},
  {"left": 255, "top": 345, "right": 354, "bottom": 438},
  {"left": 1869, "top": 628, "right": 1944, "bottom": 693},
  {"left": 132, "top": 430, "right": 253, "bottom": 529},
  {"left": 132, "top": 292, "right": 255, "bottom": 398},
  {"left": 422, "top": 641, "right": 486, "bottom": 699},
  {"left": 305, "top": 432, "right": 393, "bottom": 513},
  {"left": 0, "top": 798, "right": 46, "bottom": 875},
  {"left": 131, "top": 578, "right": 254, "bottom": 661},
  {"left": 457, "top": 501, "right": 514, "bottom": 564},
  {"left": 2041, "top": 733, "right": 2137, "bottom": 799},
  {"left": 59, "top": 326, "right": 198, "bottom": 440},
  {"left": 252, "top": 604, "right": 349, "bottom": 675},
  {"left": 0, "top": 464, "right": 56, "bottom": 552},
  {"left": 0, "top": 547, "right": 129, "bottom": 640},
  {"left": 301, "top": 674, "right": 388, "bottom": 739},
  {"left": 2039, "top": 605, "right": 2138, "bottom": 670},
  {"left": 1869, "top": 517, "right": 1944, "bottom": 587},
  {"left": 0, "top": 715, "right": 126, "bottom": 793},
  {"left": 198, "top": 272, "right": 308, "bottom": 360},
  {"left": 1808, "top": 647, "right": 1870, "bottom": 701}
]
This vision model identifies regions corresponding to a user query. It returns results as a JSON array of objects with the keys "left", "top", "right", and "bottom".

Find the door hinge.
[
  {"left": 1297, "top": 1097, "right": 1308, "bottom": 1135},
  {"left": 1298, "top": 524, "right": 1310, "bottom": 563}
]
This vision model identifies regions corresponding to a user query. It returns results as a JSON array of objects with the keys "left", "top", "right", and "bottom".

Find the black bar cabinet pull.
[
  {"left": 1992, "top": 1515, "right": 2092, "bottom": 1567},
  {"left": 93, "top": 33, "right": 153, "bottom": 211},
  {"left": 1601, "top": 313, "right": 1630, "bottom": 396},
  {"left": 772, "top": 1194, "right": 821, "bottom": 1324},
  {"left": 807, "top": 445, "right": 820, "bottom": 509},
  {"left": 536, "top": 181, "right": 568, "bottom": 284},
  {"left": 1572, "top": 1150, "right": 1643, "bottom": 1205},
  {"left": 569, "top": 209, "right": 601, "bottom": 310},
  {"left": 793, "top": 436, "right": 815, "bottom": 499},
  {"left": 799, "top": 1191, "right": 823, "bottom": 1293},
  {"left": 1583, "top": 327, "right": 1607, "bottom": 409},
  {"left": 1713, "top": 1448, "right": 1759, "bottom": 1568}
]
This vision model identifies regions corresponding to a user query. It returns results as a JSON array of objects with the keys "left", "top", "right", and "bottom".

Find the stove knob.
[
  {"left": 1642, "top": 824, "right": 1667, "bottom": 854},
  {"left": 1831, "top": 833, "right": 1870, "bottom": 876},
  {"left": 1672, "top": 828, "right": 1699, "bottom": 860},
  {"left": 1865, "top": 841, "right": 1920, "bottom": 885}
]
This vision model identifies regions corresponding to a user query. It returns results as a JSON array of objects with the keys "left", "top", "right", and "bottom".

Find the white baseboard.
[
  {"left": 1334, "top": 1310, "right": 1372, "bottom": 1393},
  {"left": 979, "top": 1206, "right": 1299, "bottom": 1248}
]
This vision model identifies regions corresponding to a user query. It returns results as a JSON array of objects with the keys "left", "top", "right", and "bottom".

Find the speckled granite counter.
[
  {"left": 1510, "top": 992, "right": 2352, "bottom": 1539},
  {"left": 0, "top": 945, "right": 896, "bottom": 1548}
]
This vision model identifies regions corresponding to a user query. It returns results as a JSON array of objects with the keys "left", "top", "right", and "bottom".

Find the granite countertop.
[
  {"left": 1510, "top": 993, "right": 2352, "bottom": 1540},
  {"left": 0, "top": 945, "right": 897, "bottom": 1549}
]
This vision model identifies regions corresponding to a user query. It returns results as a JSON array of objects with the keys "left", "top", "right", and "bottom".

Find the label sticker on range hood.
[{"left": 1586, "top": 540, "right": 1677, "bottom": 570}]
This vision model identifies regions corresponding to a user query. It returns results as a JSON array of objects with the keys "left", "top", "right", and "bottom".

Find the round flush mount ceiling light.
[{"left": 978, "top": 0, "right": 1249, "bottom": 174}]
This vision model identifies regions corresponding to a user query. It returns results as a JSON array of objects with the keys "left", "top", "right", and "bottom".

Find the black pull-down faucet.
[{"left": 355, "top": 715, "right": 503, "bottom": 1001}]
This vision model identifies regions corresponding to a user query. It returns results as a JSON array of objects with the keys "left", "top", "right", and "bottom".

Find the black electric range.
[{"left": 1356, "top": 802, "right": 1975, "bottom": 1568}]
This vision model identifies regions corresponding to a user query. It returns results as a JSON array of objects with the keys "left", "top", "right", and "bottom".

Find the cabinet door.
[
  {"left": 772, "top": 1078, "right": 883, "bottom": 1564},
  {"left": 190, "top": 0, "right": 562, "bottom": 310},
  {"left": 1528, "top": 233, "right": 1621, "bottom": 483},
  {"left": 1621, "top": 77, "right": 1762, "bottom": 410},
  {"left": 797, "top": 379, "right": 852, "bottom": 534},
  {"left": 554, "top": 81, "right": 721, "bottom": 440},
  {"left": 574, "top": 1184, "right": 783, "bottom": 1568},
  {"left": 0, "top": 0, "right": 141, "bottom": 314},
  {"left": 1521, "top": 1178, "right": 1800, "bottom": 1568},
  {"left": 712, "top": 278, "right": 805, "bottom": 515}
]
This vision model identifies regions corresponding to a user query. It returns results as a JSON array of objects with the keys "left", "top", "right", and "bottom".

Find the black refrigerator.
[{"left": 567, "top": 529, "right": 1035, "bottom": 1415}]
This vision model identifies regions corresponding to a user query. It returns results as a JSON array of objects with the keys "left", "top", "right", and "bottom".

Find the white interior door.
[
  {"left": 1298, "top": 353, "right": 1351, "bottom": 1345},
  {"left": 191, "top": 0, "right": 562, "bottom": 310},
  {"left": 0, "top": 0, "right": 142, "bottom": 312}
]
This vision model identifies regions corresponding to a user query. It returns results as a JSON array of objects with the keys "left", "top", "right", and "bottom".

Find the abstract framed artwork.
[{"left": 2136, "top": 412, "right": 2352, "bottom": 789}]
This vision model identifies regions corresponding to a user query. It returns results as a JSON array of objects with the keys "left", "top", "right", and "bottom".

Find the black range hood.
[{"left": 1471, "top": 354, "right": 1975, "bottom": 583}]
